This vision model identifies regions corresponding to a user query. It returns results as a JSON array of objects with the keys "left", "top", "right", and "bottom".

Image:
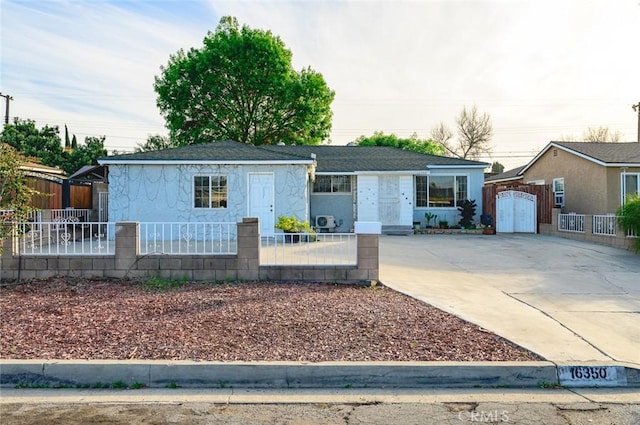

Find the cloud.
[{"left": 2, "top": 0, "right": 639, "bottom": 167}]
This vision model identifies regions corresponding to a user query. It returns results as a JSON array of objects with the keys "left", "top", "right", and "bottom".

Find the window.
[
  {"left": 622, "top": 173, "right": 640, "bottom": 203},
  {"left": 553, "top": 177, "right": 565, "bottom": 207},
  {"left": 194, "top": 176, "right": 227, "bottom": 208},
  {"left": 313, "top": 175, "right": 351, "bottom": 193},
  {"left": 415, "top": 175, "right": 468, "bottom": 208}
]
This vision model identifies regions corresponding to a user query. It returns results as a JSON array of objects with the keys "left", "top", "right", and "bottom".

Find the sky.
[{"left": 1, "top": 0, "right": 639, "bottom": 170}]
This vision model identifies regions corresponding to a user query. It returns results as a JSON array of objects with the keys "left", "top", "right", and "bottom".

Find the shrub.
[
  {"left": 275, "top": 215, "right": 314, "bottom": 233},
  {"left": 617, "top": 193, "right": 640, "bottom": 252},
  {"left": 457, "top": 199, "right": 477, "bottom": 228}
]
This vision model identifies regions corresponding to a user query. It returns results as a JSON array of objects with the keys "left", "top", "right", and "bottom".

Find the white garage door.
[{"left": 496, "top": 190, "right": 537, "bottom": 233}]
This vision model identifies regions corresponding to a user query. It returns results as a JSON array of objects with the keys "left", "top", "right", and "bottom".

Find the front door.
[{"left": 248, "top": 173, "right": 275, "bottom": 236}]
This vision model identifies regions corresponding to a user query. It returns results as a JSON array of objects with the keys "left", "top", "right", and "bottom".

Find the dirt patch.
[{"left": 0, "top": 277, "right": 541, "bottom": 362}]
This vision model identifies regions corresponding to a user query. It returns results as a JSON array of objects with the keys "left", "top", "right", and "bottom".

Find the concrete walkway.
[{"left": 379, "top": 233, "right": 640, "bottom": 364}]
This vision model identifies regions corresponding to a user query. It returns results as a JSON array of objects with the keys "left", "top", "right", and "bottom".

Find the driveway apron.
[{"left": 379, "top": 234, "right": 640, "bottom": 364}]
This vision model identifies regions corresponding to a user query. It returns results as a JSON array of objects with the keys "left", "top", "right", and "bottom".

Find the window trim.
[
  {"left": 621, "top": 172, "right": 640, "bottom": 204},
  {"left": 312, "top": 175, "right": 352, "bottom": 194},
  {"left": 553, "top": 177, "right": 565, "bottom": 208},
  {"left": 193, "top": 175, "right": 228, "bottom": 209},
  {"left": 415, "top": 174, "right": 470, "bottom": 208}
]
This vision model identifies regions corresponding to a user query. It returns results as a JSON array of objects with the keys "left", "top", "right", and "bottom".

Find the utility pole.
[
  {"left": 0, "top": 92, "right": 13, "bottom": 124},
  {"left": 633, "top": 101, "right": 640, "bottom": 143}
]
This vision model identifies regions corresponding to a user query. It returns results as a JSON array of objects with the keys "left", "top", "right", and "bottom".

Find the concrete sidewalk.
[
  {"left": 2, "top": 387, "right": 639, "bottom": 405},
  {"left": 379, "top": 234, "right": 640, "bottom": 364}
]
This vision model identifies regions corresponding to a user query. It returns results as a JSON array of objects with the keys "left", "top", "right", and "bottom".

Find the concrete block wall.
[
  {"left": 0, "top": 219, "right": 379, "bottom": 283},
  {"left": 539, "top": 209, "right": 636, "bottom": 251}
]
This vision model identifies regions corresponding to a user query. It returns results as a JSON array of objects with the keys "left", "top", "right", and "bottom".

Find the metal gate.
[{"left": 496, "top": 190, "right": 537, "bottom": 233}]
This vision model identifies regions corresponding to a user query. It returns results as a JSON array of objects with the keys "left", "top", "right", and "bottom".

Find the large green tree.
[
  {"left": 1, "top": 118, "right": 64, "bottom": 168},
  {"left": 1, "top": 119, "right": 107, "bottom": 175},
  {"left": 354, "top": 131, "right": 445, "bottom": 156},
  {"left": 135, "top": 134, "right": 179, "bottom": 152},
  {"left": 61, "top": 136, "right": 108, "bottom": 175},
  {"left": 154, "top": 16, "right": 335, "bottom": 146}
]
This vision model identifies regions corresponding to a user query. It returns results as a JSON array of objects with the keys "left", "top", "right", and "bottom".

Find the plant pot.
[
  {"left": 284, "top": 233, "right": 300, "bottom": 243},
  {"left": 483, "top": 228, "right": 495, "bottom": 235}
]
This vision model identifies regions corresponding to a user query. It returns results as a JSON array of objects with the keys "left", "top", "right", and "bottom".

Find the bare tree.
[
  {"left": 430, "top": 122, "right": 453, "bottom": 147},
  {"left": 583, "top": 126, "right": 622, "bottom": 142},
  {"left": 437, "top": 105, "right": 493, "bottom": 160},
  {"left": 559, "top": 126, "right": 623, "bottom": 142}
]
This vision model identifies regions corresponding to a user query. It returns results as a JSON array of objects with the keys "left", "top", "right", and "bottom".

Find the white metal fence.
[
  {"left": 560, "top": 213, "right": 638, "bottom": 238},
  {"left": 260, "top": 233, "right": 357, "bottom": 265},
  {"left": 558, "top": 213, "right": 585, "bottom": 233},
  {"left": 592, "top": 214, "right": 617, "bottom": 236},
  {"left": 49, "top": 208, "right": 92, "bottom": 222},
  {"left": 16, "top": 221, "right": 113, "bottom": 255},
  {"left": 139, "top": 222, "right": 237, "bottom": 255}
]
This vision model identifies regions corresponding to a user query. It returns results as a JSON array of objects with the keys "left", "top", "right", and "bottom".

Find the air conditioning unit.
[{"left": 315, "top": 215, "right": 337, "bottom": 232}]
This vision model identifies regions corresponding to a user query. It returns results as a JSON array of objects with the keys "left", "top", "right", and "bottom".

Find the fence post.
[
  {"left": 115, "top": 222, "right": 139, "bottom": 275},
  {"left": 237, "top": 217, "right": 260, "bottom": 281},
  {"left": 0, "top": 224, "right": 18, "bottom": 280}
]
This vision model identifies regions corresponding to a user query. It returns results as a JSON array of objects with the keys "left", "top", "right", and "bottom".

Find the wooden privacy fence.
[
  {"left": 26, "top": 178, "right": 92, "bottom": 210},
  {"left": 483, "top": 184, "right": 553, "bottom": 227}
]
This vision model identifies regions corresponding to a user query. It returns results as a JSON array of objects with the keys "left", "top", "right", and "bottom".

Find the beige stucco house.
[{"left": 491, "top": 142, "right": 640, "bottom": 215}]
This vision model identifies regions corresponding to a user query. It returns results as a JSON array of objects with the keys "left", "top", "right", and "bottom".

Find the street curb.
[{"left": 1, "top": 360, "right": 638, "bottom": 389}]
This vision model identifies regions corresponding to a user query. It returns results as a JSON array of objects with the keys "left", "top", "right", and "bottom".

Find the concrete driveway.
[{"left": 379, "top": 234, "right": 640, "bottom": 364}]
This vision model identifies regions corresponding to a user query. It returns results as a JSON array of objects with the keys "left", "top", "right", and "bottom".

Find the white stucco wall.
[{"left": 107, "top": 163, "right": 309, "bottom": 224}]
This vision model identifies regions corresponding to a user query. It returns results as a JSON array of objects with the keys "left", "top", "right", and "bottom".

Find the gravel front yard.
[{"left": 0, "top": 278, "right": 542, "bottom": 362}]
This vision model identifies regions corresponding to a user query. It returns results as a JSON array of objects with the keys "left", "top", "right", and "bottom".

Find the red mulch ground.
[{"left": 0, "top": 278, "right": 542, "bottom": 362}]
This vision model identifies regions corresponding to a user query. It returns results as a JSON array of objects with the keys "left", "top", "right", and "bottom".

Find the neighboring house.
[
  {"left": 488, "top": 142, "right": 640, "bottom": 215},
  {"left": 98, "top": 140, "right": 488, "bottom": 235},
  {"left": 484, "top": 165, "right": 525, "bottom": 186}
]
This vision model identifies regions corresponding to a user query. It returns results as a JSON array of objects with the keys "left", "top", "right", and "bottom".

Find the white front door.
[
  {"left": 379, "top": 176, "right": 400, "bottom": 225},
  {"left": 248, "top": 173, "right": 275, "bottom": 236}
]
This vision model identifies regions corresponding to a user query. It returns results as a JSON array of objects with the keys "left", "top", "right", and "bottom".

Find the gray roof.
[
  {"left": 99, "top": 140, "right": 488, "bottom": 172},
  {"left": 484, "top": 165, "right": 526, "bottom": 183},
  {"left": 260, "top": 145, "right": 487, "bottom": 172},
  {"left": 100, "top": 140, "right": 312, "bottom": 163},
  {"left": 553, "top": 142, "right": 640, "bottom": 164}
]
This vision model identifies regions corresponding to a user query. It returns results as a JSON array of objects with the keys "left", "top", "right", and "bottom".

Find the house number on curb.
[{"left": 558, "top": 366, "right": 627, "bottom": 387}]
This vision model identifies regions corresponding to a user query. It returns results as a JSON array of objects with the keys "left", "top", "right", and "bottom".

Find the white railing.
[
  {"left": 260, "top": 233, "right": 357, "bottom": 265},
  {"left": 558, "top": 213, "right": 585, "bottom": 233},
  {"left": 592, "top": 214, "right": 617, "bottom": 237},
  {"left": 16, "top": 221, "right": 113, "bottom": 255},
  {"left": 139, "top": 222, "right": 237, "bottom": 255},
  {"left": 49, "top": 208, "right": 92, "bottom": 222},
  {"left": 1, "top": 209, "right": 41, "bottom": 223}
]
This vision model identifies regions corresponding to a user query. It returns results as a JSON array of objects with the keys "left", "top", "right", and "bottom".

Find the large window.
[
  {"left": 622, "top": 173, "right": 640, "bottom": 203},
  {"left": 415, "top": 175, "right": 468, "bottom": 207},
  {"left": 313, "top": 175, "right": 351, "bottom": 193},
  {"left": 194, "top": 176, "right": 227, "bottom": 208},
  {"left": 553, "top": 177, "right": 565, "bottom": 207}
]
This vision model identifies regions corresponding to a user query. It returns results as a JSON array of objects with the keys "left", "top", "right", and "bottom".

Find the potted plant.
[
  {"left": 275, "top": 215, "right": 315, "bottom": 243},
  {"left": 483, "top": 225, "right": 495, "bottom": 235},
  {"left": 457, "top": 199, "right": 477, "bottom": 229},
  {"left": 424, "top": 212, "right": 437, "bottom": 229},
  {"left": 438, "top": 219, "right": 448, "bottom": 229}
]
